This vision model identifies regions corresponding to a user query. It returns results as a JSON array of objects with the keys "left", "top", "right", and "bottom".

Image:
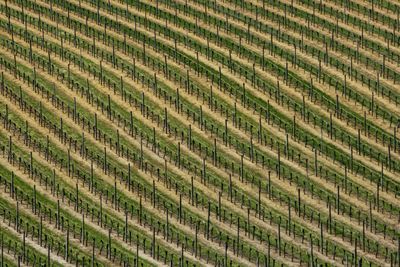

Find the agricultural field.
[{"left": 0, "top": 0, "right": 399, "bottom": 265}]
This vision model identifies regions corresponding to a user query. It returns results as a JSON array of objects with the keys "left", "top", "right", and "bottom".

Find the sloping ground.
[{"left": 0, "top": 0, "right": 398, "bottom": 266}]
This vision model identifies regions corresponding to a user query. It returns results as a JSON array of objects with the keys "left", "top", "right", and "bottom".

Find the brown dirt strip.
[{"left": 0, "top": 250, "right": 24, "bottom": 267}]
